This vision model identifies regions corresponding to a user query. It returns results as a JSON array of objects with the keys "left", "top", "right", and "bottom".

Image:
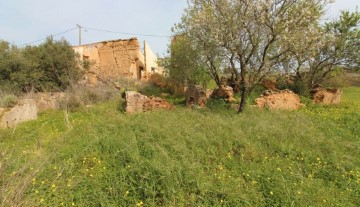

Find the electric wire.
[
  {"left": 19, "top": 26, "right": 172, "bottom": 47},
  {"left": 82, "top": 26, "right": 172, "bottom": 38},
  {"left": 20, "top": 27, "right": 78, "bottom": 46}
]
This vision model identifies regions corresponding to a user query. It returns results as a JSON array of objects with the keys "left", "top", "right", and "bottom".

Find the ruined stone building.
[{"left": 73, "top": 38, "right": 163, "bottom": 84}]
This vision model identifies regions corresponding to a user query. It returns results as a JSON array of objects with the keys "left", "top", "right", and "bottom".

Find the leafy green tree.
[
  {"left": 0, "top": 37, "right": 82, "bottom": 92},
  {"left": 21, "top": 37, "right": 82, "bottom": 92},
  {"left": 165, "top": 34, "right": 211, "bottom": 87},
  {"left": 0, "top": 40, "right": 30, "bottom": 92},
  {"left": 290, "top": 10, "right": 360, "bottom": 91}
]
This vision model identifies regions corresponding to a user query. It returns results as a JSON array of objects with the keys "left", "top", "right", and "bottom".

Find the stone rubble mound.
[
  {"left": 211, "top": 85, "right": 236, "bottom": 102},
  {"left": 125, "top": 91, "right": 173, "bottom": 113},
  {"left": 255, "top": 89, "right": 303, "bottom": 110},
  {"left": 311, "top": 87, "right": 342, "bottom": 105},
  {"left": 185, "top": 85, "right": 208, "bottom": 107}
]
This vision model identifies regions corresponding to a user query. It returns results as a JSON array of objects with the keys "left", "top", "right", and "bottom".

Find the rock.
[
  {"left": 186, "top": 85, "right": 208, "bottom": 107},
  {"left": 125, "top": 91, "right": 173, "bottom": 113},
  {"left": 255, "top": 90, "right": 303, "bottom": 110},
  {"left": 1, "top": 99, "right": 38, "bottom": 128},
  {"left": 211, "top": 85, "right": 236, "bottom": 102},
  {"left": 311, "top": 88, "right": 342, "bottom": 105}
]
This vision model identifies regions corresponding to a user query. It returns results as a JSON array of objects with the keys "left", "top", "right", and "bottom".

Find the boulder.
[
  {"left": 255, "top": 89, "right": 303, "bottom": 110},
  {"left": 1, "top": 99, "right": 38, "bottom": 128},
  {"left": 185, "top": 85, "right": 208, "bottom": 107},
  {"left": 211, "top": 85, "right": 236, "bottom": 102},
  {"left": 125, "top": 91, "right": 173, "bottom": 113},
  {"left": 311, "top": 88, "right": 342, "bottom": 105}
]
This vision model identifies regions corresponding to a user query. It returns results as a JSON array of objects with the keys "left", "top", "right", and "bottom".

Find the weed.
[{"left": 0, "top": 94, "right": 18, "bottom": 108}]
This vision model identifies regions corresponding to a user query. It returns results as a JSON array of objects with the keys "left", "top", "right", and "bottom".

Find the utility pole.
[{"left": 76, "top": 24, "right": 82, "bottom": 46}]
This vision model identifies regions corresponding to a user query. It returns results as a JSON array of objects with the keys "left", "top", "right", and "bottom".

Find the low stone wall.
[{"left": 1, "top": 99, "right": 38, "bottom": 128}]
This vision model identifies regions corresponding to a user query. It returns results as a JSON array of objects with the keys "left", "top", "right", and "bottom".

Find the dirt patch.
[
  {"left": 311, "top": 88, "right": 342, "bottom": 105},
  {"left": 255, "top": 90, "right": 303, "bottom": 110}
]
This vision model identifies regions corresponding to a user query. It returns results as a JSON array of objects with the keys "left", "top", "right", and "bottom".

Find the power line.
[
  {"left": 82, "top": 26, "right": 172, "bottom": 38},
  {"left": 19, "top": 26, "right": 172, "bottom": 47},
  {"left": 20, "top": 27, "right": 78, "bottom": 46}
]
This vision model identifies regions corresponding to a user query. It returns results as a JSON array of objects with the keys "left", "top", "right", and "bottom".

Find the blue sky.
[{"left": 0, "top": 0, "right": 358, "bottom": 56}]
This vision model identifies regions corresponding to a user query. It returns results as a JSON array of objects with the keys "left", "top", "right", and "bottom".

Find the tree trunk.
[
  {"left": 238, "top": 67, "right": 247, "bottom": 113},
  {"left": 238, "top": 83, "right": 247, "bottom": 113}
]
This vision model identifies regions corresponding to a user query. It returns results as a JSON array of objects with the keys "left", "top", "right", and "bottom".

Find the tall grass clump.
[{"left": 0, "top": 94, "right": 18, "bottom": 108}]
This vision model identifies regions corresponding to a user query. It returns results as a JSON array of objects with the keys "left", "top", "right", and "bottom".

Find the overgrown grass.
[{"left": 0, "top": 88, "right": 359, "bottom": 206}]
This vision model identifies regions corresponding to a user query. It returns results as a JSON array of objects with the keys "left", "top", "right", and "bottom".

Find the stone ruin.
[
  {"left": 185, "top": 85, "right": 209, "bottom": 107},
  {"left": 311, "top": 87, "right": 343, "bottom": 105},
  {"left": 185, "top": 85, "right": 236, "bottom": 107},
  {"left": 211, "top": 85, "right": 236, "bottom": 102},
  {"left": 125, "top": 91, "right": 173, "bottom": 113},
  {"left": 255, "top": 89, "right": 303, "bottom": 110},
  {"left": 0, "top": 99, "right": 38, "bottom": 128}
]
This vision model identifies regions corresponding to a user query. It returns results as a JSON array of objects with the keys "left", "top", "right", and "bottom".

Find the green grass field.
[{"left": 0, "top": 87, "right": 359, "bottom": 206}]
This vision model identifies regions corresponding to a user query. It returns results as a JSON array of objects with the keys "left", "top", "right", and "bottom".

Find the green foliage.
[
  {"left": 1, "top": 87, "right": 360, "bottom": 206},
  {"left": 292, "top": 10, "right": 360, "bottom": 93},
  {"left": 164, "top": 35, "right": 211, "bottom": 86},
  {"left": 0, "top": 37, "right": 82, "bottom": 93},
  {"left": 0, "top": 94, "right": 18, "bottom": 108}
]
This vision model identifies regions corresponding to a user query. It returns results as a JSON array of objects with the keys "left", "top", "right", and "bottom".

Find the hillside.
[{"left": 0, "top": 88, "right": 359, "bottom": 206}]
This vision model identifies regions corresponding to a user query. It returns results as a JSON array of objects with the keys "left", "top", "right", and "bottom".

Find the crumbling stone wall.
[
  {"left": 311, "top": 88, "right": 343, "bottom": 105},
  {"left": 211, "top": 85, "right": 236, "bottom": 102},
  {"left": 73, "top": 38, "right": 145, "bottom": 82},
  {"left": 186, "top": 85, "right": 208, "bottom": 107},
  {"left": 125, "top": 91, "right": 173, "bottom": 113}
]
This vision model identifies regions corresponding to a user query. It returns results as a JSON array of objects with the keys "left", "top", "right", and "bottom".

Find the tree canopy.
[{"left": 169, "top": 0, "right": 359, "bottom": 112}]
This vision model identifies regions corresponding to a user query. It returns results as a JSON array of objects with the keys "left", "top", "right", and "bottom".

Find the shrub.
[
  {"left": 0, "top": 38, "right": 83, "bottom": 93},
  {"left": 57, "top": 84, "right": 119, "bottom": 111},
  {"left": 0, "top": 94, "right": 18, "bottom": 108}
]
